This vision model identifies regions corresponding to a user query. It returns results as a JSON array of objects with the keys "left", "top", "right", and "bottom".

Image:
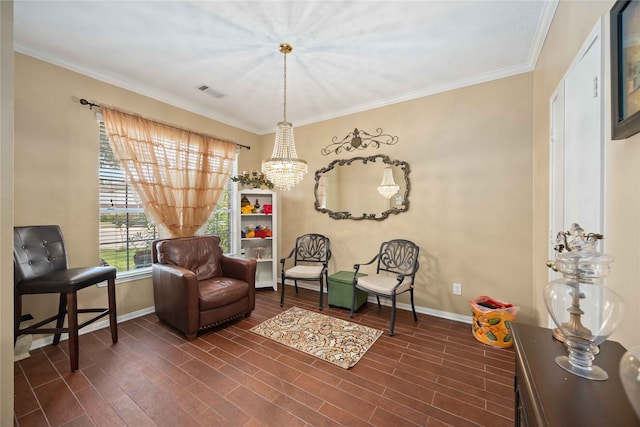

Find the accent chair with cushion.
[
  {"left": 152, "top": 235, "right": 257, "bottom": 340},
  {"left": 280, "top": 233, "right": 331, "bottom": 310},
  {"left": 350, "top": 239, "right": 420, "bottom": 336}
]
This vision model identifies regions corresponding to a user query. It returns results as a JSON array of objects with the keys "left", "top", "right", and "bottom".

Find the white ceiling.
[{"left": 14, "top": 1, "right": 557, "bottom": 135}]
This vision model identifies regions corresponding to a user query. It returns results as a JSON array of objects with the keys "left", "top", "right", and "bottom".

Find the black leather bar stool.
[{"left": 14, "top": 225, "right": 118, "bottom": 371}]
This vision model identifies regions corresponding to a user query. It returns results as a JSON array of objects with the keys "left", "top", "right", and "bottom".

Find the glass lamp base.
[{"left": 555, "top": 355, "right": 609, "bottom": 381}]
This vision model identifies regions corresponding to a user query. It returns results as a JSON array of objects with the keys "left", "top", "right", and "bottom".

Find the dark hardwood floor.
[{"left": 14, "top": 285, "right": 515, "bottom": 427}]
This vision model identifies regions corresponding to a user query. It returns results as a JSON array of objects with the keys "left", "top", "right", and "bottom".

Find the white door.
[
  {"left": 550, "top": 82, "right": 565, "bottom": 258},
  {"left": 550, "top": 20, "right": 604, "bottom": 256},
  {"left": 563, "top": 30, "right": 604, "bottom": 235}
]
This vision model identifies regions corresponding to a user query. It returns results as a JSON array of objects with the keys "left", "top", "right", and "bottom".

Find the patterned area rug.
[{"left": 250, "top": 306, "right": 383, "bottom": 369}]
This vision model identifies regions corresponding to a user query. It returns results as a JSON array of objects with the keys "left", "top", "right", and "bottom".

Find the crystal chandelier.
[
  {"left": 262, "top": 43, "right": 308, "bottom": 190},
  {"left": 377, "top": 166, "right": 400, "bottom": 199}
]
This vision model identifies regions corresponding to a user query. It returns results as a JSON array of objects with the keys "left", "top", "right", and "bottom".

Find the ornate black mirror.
[{"left": 314, "top": 154, "right": 410, "bottom": 221}]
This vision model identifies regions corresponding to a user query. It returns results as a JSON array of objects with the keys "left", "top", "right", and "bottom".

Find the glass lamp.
[
  {"left": 620, "top": 345, "right": 640, "bottom": 418},
  {"left": 377, "top": 166, "right": 399, "bottom": 199},
  {"left": 544, "top": 223, "right": 625, "bottom": 380}
]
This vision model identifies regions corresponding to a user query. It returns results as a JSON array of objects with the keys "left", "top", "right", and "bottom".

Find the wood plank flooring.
[{"left": 14, "top": 285, "right": 515, "bottom": 426}]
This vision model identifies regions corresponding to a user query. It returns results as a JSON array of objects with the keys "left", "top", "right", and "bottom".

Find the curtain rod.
[{"left": 79, "top": 98, "right": 250, "bottom": 150}]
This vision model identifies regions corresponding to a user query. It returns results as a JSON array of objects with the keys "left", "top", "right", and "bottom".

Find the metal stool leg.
[
  {"left": 107, "top": 278, "right": 118, "bottom": 343},
  {"left": 67, "top": 292, "right": 79, "bottom": 371},
  {"left": 53, "top": 293, "right": 67, "bottom": 346}
]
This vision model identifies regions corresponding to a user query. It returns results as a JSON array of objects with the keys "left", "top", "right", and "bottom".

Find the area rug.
[{"left": 250, "top": 306, "right": 383, "bottom": 369}]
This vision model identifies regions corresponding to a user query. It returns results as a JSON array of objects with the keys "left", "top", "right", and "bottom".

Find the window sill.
[{"left": 96, "top": 267, "right": 152, "bottom": 287}]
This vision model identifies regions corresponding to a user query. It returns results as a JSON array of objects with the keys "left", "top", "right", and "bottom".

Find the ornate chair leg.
[
  {"left": 376, "top": 296, "right": 381, "bottom": 309},
  {"left": 389, "top": 294, "right": 397, "bottom": 336},
  {"left": 350, "top": 285, "right": 357, "bottom": 318},
  {"left": 318, "top": 279, "right": 323, "bottom": 311},
  {"left": 325, "top": 271, "right": 330, "bottom": 297},
  {"left": 280, "top": 265, "right": 286, "bottom": 307},
  {"left": 410, "top": 288, "right": 418, "bottom": 321}
]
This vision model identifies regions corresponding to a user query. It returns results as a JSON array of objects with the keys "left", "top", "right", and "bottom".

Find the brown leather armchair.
[{"left": 152, "top": 235, "right": 256, "bottom": 340}]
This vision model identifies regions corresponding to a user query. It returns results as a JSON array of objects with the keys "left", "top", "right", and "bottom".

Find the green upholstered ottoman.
[{"left": 328, "top": 271, "right": 368, "bottom": 310}]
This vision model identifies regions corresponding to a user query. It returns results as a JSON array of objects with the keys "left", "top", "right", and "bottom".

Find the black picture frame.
[{"left": 611, "top": 0, "right": 640, "bottom": 140}]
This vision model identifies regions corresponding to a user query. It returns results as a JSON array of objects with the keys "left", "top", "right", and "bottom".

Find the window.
[
  {"left": 99, "top": 122, "right": 157, "bottom": 273},
  {"left": 203, "top": 166, "right": 236, "bottom": 254},
  {"left": 99, "top": 121, "right": 238, "bottom": 274}
]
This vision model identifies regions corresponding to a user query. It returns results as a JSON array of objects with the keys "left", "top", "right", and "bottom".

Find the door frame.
[{"left": 548, "top": 19, "right": 605, "bottom": 293}]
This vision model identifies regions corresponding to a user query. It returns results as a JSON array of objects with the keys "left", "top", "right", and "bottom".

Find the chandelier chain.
[{"left": 283, "top": 49, "right": 287, "bottom": 123}]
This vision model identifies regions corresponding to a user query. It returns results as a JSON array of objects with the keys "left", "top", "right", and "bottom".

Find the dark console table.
[{"left": 512, "top": 322, "right": 638, "bottom": 426}]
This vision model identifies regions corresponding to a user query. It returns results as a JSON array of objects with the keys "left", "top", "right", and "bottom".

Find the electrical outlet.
[{"left": 453, "top": 283, "right": 462, "bottom": 295}]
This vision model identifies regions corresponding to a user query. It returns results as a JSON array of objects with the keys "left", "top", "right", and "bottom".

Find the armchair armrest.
[
  {"left": 220, "top": 255, "right": 257, "bottom": 313},
  {"left": 220, "top": 255, "right": 257, "bottom": 287},
  {"left": 152, "top": 263, "right": 199, "bottom": 335},
  {"left": 280, "top": 247, "right": 296, "bottom": 267},
  {"left": 353, "top": 254, "right": 379, "bottom": 272}
]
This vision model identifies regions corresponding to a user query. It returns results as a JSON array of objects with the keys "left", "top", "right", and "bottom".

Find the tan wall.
[
  {"left": 33, "top": 17, "right": 640, "bottom": 347},
  {"left": 260, "top": 73, "right": 535, "bottom": 321},
  {"left": 15, "top": 55, "right": 533, "bottom": 328},
  {"left": 1, "top": 1, "right": 14, "bottom": 424},
  {"left": 533, "top": 0, "right": 640, "bottom": 348},
  {"left": 13, "top": 53, "right": 261, "bottom": 334}
]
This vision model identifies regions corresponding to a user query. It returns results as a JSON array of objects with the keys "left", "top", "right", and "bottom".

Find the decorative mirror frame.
[{"left": 313, "top": 154, "right": 410, "bottom": 221}]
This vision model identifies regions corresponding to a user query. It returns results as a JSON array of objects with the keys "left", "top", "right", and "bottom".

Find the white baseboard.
[
  {"left": 28, "top": 306, "right": 156, "bottom": 351},
  {"left": 283, "top": 279, "right": 472, "bottom": 324},
  {"left": 27, "top": 282, "right": 472, "bottom": 353}
]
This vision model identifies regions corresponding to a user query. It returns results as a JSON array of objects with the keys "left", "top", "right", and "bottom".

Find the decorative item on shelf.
[
  {"left": 263, "top": 204, "right": 272, "bottom": 214},
  {"left": 242, "top": 225, "right": 272, "bottom": 239},
  {"left": 254, "top": 199, "right": 260, "bottom": 211},
  {"left": 231, "top": 171, "right": 274, "bottom": 189},
  {"left": 377, "top": 165, "right": 400, "bottom": 199},
  {"left": 620, "top": 345, "right": 640, "bottom": 419},
  {"left": 321, "top": 127, "right": 399, "bottom": 156},
  {"left": 241, "top": 204, "right": 254, "bottom": 214},
  {"left": 254, "top": 225, "right": 271, "bottom": 239},
  {"left": 544, "top": 223, "right": 625, "bottom": 380},
  {"left": 253, "top": 246, "right": 266, "bottom": 260},
  {"left": 261, "top": 43, "right": 308, "bottom": 190}
]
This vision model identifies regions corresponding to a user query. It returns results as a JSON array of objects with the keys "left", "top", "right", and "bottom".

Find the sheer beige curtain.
[{"left": 102, "top": 108, "right": 236, "bottom": 238}]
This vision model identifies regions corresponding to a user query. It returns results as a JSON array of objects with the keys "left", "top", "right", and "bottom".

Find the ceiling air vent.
[{"left": 196, "top": 84, "right": 226, "bottom": 99}]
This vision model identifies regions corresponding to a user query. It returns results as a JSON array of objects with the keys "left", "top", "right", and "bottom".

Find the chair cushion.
[
  {"left": 285, "top": 265, "right": 323, "bottom": 279},
  {"left": 16, "top": 266, "right": 116, "bottom": 295},
  {"left": 199, "top": 277, "right": 249, "bottom": 311},
  {"left": 357, "top": 274, "right": 410, "bottom": 295},
  {"left": 156, "top": 236, "right": 222, "bottom": 281}
]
